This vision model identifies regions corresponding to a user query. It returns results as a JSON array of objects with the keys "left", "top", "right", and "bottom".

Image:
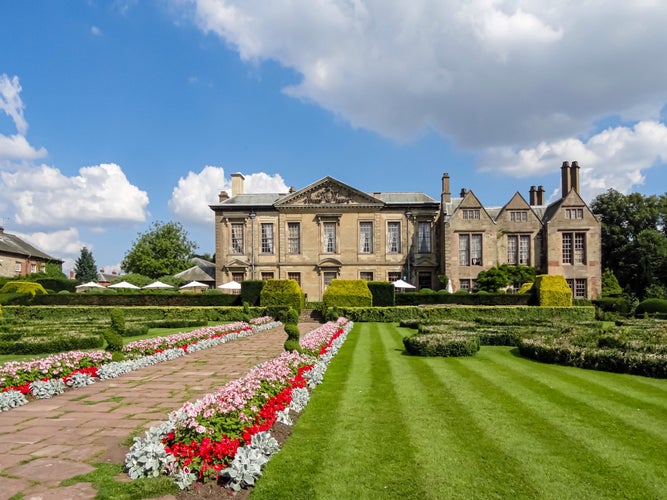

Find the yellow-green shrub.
[
  {"left": 517, "top": 282, "right": 533, "bottom": 294},
  {"left": 323, "top": 279, "right": 372, "bottom": 308},
  {"left": 0, "top": 281, "right": 47, "bottom": 296},
  {"left": 533, "top": 275, "right": 572, "bottom": 307},
  {"left": 260, "top": 279, "right": 305, "bottom": 313}
]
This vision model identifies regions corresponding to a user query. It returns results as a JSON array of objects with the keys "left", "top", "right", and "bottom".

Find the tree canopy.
[
  {"left": 74, "top": 247, "right": 98, "bottom": 282},
  {"left": 591, "top": 189, "right": 667, "bottom": 299},
  {"left": 475, "top": 265, "right": 536, "bottom": 293},
  {"left": 121, "top": 221, "right": 198, "bottom": 279}
]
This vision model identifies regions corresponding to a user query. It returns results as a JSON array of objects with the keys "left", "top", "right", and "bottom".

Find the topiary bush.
[
  {"left": 533, "top": 275, "right": 572, "bottom": 307},
  {"left": 110, "top": 308, "right": 126, "bottom": 335},
  {"left": 102, "top": 328, "right": 124, "bottom": 352},
  {"left": 260, "top": 279, "right": 305, "bottom": 313},
  {"left": 635, "top": 298, "right": 667, "bottom": 317},
  {"left": 322, "top": 279, "right": 372, "bottom": 308},
  {"left": 241, "top": 280, "right": 265, "bottom": 306},
  {"left": 403, "top": 333, "right": 480, "bottom": 357},
  {"left": 367, "top": 281, "right": 395, "bottom": 307}
]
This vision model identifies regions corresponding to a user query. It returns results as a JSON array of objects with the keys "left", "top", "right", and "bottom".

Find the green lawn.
[{"left": 253, "top": 322, "right": 667, "bottom": 499}]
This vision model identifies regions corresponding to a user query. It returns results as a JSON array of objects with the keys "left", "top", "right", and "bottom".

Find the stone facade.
[{"left": 210, "top": 162, "right": 602, "bottom": 301}]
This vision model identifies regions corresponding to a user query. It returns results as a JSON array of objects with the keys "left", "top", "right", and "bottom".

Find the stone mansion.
[{"left": 210, "top": 161, "right": 601, "bottom": 301}]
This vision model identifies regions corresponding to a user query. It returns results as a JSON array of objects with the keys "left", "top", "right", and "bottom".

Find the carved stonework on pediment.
[{"left": 278, "top": 178, "right": 383, "bottom": 207}]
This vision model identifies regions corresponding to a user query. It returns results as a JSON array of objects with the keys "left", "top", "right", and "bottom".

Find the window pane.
[
  {"left": 507, "top": 235, "right": 518, "bottom": 265},
  {"left": 418, "top": 222, "right": 431, "bottom": 253},
  {"left": 261, "top": 272, "right": 274, "bottom": 280},
  {"left": 574, "top": 233, "right": 585, "bottom": 264},
  {"left": 459, "top": 234, "right": 470, "bottom": 266},
  {"left": 288, "top": 272, "right": 301, "bottom": 286},
  {"left": 575, "top": 279, "right": 587, "bottom": 298},
  {"left": 418, "top": 272, "right": 431, "bottom": 289},
  {"left": 360, "top": 222, "right": 373, "bottom": 253},
  {"left": 261, "top": 223, "right": 274, "bottom": 254},
  {"left": 519, "top": 235, "right": 530, "bottom": 265},
  {"left": 360, "top": 271, "right": 373, "bottom": 281},
  {"left": 471, "top": 234, "right": 482, "bottom": 265},
  {"left": 232, "top": 272, "right": 245, "bottom": 282},
  {"left": 562, "top": 233, "right": 572, "bottom": 264},
  {"left": 324, "top": 222, "right": 336, "bottom": 253},
  {"left": 388, "top": 222, "right": 401, "bottom": 253},
  {"left": 231, "top": 224, "right": 244, "bottom": 254},
  {"left": 324, "top": 271, "right": 336, "bottom": 288},
  {"left": 288, "top": 222, "right": 300, "bottom": 254},
  {"left": 388, "top": 271, "right": 401, "bottom": 282}
]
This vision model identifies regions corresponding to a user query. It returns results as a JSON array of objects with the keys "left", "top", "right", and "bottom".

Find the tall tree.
[
  {"left": 74, "top": 247, "right": 98, "bottom": 282},
  {"left": 591, "top": 190, "right": 667, "bottom": 298},
  {"left": 121, "top": 221, "right": 198, "bottom": 279}
]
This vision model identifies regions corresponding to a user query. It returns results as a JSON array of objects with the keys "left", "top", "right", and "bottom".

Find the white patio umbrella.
[
  {"left": 143, "top": 280, "right": 174, "bottom": 289},
  {"left": 179, "top": 280, "right": 209, "bottom": 292},
  {"left": 392, "top": 278, "right": 416, "bottom": 290},
  {"left": 218, "top": 280, "right": 241, "bottom": 294},
  {"left": 108, "top": 281, "right": 141, "bottom": 289},
  {"left": 447, "top": 278, "right": 454, "bottom": 293},
  {"left": 75, "top": 281, "right": 105, "bottom": 292}
]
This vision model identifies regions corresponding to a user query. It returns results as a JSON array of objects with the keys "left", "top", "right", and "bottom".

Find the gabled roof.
[
  {"left": 174, "top": 258, "right": 216, "bottom": 282},
  {"left": 0, "top": 229, "right": 61, "bottom": 262},
  {"left": 497, "top": 192, "right": 544, "bottom": 223},
  {"left": 542, "top": 189, "right": 593, "bottom": 223},
  {"left": 451, "top": 190, "right": 497, "bottom": 223}
]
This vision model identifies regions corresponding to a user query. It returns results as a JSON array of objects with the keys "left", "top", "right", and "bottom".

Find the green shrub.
[
  {"left": 284, "top": 339, "right": 301, "bottom": 352},
  {"left": 102, "top": 328, "right": 124, "bottom": 352},
  {"left": 517, "top": 282, "right": 533, "bottom": 294},
  {"left": 279, "top": 307, "right": 299, "bottom": 325},
  {"left": 635, "top": 298, "right": 667, "bottom": 317},
  {"left": 395, "top": 293, "right": 531, "bottom": 306},
  {"left": 241, "top": 280, "right": 265, "bottom": 306},
  {"left": 322, "top": 280, "right": 372, "bottom": 308},
  {"left": 403, "top": 333, "right": 480, "bottom": 357},
  {"left": 33, "top": 278, "right": 76, "bottom": 293},
  {"left": 593, "top": 297, "right": 633, "bottom": 317},
  {"left": 284, "top": 323, "right": 300, "bottom": 341},
  {"left": 419, "top": 288, "right": 435, "bottom": 294},
  {"left": 0, "top": 281, "right": 48, "bottom": 296},
  {"left": 260, "top": 279, "right": 305, "bottom": 313},
  {"left": 533, "top": 275, "right": 572, "bottom": 307},
  {"left": 367, "top": 281, "right": 395, "bottom": 307},
  {"left": 123, "top": 325, "right": 150, "bottom": 337},
  {"left": 0, "top": 334, "right": 104, "bottom": 354},
  {"left": 110, "top": 308, "right": 126, "bottom": 334}
]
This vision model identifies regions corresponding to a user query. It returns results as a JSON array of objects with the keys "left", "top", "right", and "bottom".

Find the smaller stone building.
[{"left": 0, "top": 226, "right": 63, "bottom": 278}]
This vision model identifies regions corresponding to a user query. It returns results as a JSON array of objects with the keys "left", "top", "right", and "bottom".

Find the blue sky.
[{"left": 1, "top": 0, "right": 667, "bottom": 275}]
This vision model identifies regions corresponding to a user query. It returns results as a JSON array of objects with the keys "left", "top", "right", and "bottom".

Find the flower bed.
[
  {"left": 0, "top": 319, "right": 282, "bottom": 413},
  {"left": 125, "top": 317, "right": 352, "bottom": 491}
]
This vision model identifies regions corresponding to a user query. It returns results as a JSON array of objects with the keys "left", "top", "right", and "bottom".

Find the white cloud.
[
  {"left": 91, "top": 25, "right": 103, "bottom": 36},
  {"left": 169, "top": 166, "right": 288, "bottom": 225},
  {"left": 479, "top": 120, "right": 667, "bottom": 200},
  {"left": 1, "top": 163, "right": 149, "bottom": 229},
  {"left": 14, "top": 227, "right": 88, "bottom": 258},
  {"left": 0, "top": 74, "right": 28, "bottom": 135},
  {"left": 176, "top": 1, "right": 667, "bottom": 148},
  {"left": 0, "top": 133, "right": 47, "bottom": 162}
]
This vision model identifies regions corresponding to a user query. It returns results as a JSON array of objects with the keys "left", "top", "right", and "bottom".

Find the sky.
[{"left": 1, "top": 0, "right": 667, "bottom": 276}]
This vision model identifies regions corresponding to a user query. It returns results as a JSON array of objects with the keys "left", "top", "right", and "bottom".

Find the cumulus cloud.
[
  {"left": 479, "top": 120, "right": 667, "bottom": 200},
  {"left": 169, "top": 166, "right": 288, "bottom": 225},
  {"left": 0, "top": 74, "right": 28, "bottom": 135},
  {"left": 14, "top": 227, "right": 88, "bottom": 257},
  {"left": 1, "top": 163, "right": 149, "bottom": 229},
  {"left": 175, "top": 0, "right": 667, "bottom": 148},
  {"left": 0, "top": 133, "right": 47, "bottom": 163}
]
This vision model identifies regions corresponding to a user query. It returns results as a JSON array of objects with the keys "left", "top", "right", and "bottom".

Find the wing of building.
[
  {"left": 210, "top": 162, "right": 601, "bottom": 301},
  {"left": 0, "top": 226, "right": 63, "bottom": 277}
]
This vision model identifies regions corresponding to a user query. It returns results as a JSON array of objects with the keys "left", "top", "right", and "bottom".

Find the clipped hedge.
[
  {"left": 533, "top": 275, "right": 572, "bottom": 307},
  {"left": 241, "top": 280, "right": 265, "bottom": 306},
  {"left": 593, "top": 297, "right": 633, "bottom": 317},
  {"left": 635, "top": 298, "right": 667, "bottom": 317},
  {"left": 19, "top": 293, "right": 241, "bottom": 307},
  {"left": 403, "top": 333, "right": 480, "bottom": 357},
  {"left": 323, "top": 279, "right": 372, "bottom": 308},
  {"left": 260, "top": 279, "right": 305, "bottom": 313},
  {"left": 367, "top": 281, "right": 395, "bottom": 307},
  {"left": 395, "top": 293, "right": 531, "bottom": 306},
  {"left": 329, "top": 305, "right": 595, "bottom": 324},
  {"left": 0, "top": 334, "right": 104, "bottom": 354}
]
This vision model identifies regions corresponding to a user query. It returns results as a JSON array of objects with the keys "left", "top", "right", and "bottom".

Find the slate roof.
[
  {"left": 0, "top": 229, "right": 61, "bottom": 261},
  {"left": 174, "top": 258, "right": 216, "bottom": 282}
]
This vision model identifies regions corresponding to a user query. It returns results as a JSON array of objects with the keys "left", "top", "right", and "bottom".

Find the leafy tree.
[
  {"left": 121, "top": 221, "right": 198, "bottom": 279},
  {"left": 475, "top": 265, "right": 536, "bottom": 293},
  {"left": 112, "top": 273, "right": 152, "bottom": 288},
  {"left": 591, "top": 190, "right": 667, "bottom": 298},
  {"left": 74, "top": 247, "right": 98, "bottom": 282}
]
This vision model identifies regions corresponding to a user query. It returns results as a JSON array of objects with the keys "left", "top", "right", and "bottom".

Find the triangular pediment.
[
  {"left": 275, "top": 177, "right": 384, "bottom": 209},
  {"left": 224, "top": 257, "right": 250, "bottom": 269}
]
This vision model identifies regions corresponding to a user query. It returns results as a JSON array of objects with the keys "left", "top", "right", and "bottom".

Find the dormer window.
[{"left": 565, "top": 208, "right": 584, "bottom": 219}]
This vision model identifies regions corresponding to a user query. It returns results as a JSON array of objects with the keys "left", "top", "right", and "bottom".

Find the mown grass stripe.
[
  {"left": 386, "top": 324, "right": 543, "bottom": 499},
  {"left": 444, "top": 351, "right": 664, "bottom": 499},
  {"left": 309, "top": 323, "right": 428, "bottom": 498},
  {"left": 483, "top": 347, "right": 667, "bottom": 441}
]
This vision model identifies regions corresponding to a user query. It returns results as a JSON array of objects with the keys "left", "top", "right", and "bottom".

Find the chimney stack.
[
  {"left": 561, "top": 161, "right": 571, "bottom": 197},
  {"left": 537, "top": 185, "right": 545, "bottom": 205},
  {"left": 289, "top": 186, "right": 296, "bottom": 193},
  {"left": 442, "top": 173, "right": 451, "bottom": 204},
  {"left": 570, "top": 161, "right": 580, "bottom": 193},
  {"left": 529, "top": 186, "right": 537, "bottom": 205},
  {"left": 218, "top": 191, "right": 229, "bottom": 202},
  {"left": 231, "top": 173, "right": 245, "bottom": 197},
  {"left": 460, "top": 188, "right": 468, "bottom": 197}
]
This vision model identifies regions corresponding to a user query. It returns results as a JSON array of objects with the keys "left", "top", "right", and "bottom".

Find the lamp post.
[
  {"left": 405, "top": 210, "right": 413, "bottom": 284},
  {"left": 249, "top": 210, "right": 256, "bottom": 280}
]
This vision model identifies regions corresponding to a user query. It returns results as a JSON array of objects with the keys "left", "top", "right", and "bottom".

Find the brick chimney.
[
  {"left": 561, "top": 161, "right": 571, "bottom": 197},
  {"left": 570, "top": 161, "right": 580, "bottom": 193},
  {"left": 231, "top": 173, "right": 245, "bottom": 197},
  {"left": 442, "top": 173, "right": 451, "bottom": 204},
  {"left": 529, "top": 186, "right": 537, "bottom": 205},
  {"left": 218, "top": 191, "right": 229, "bottom": 202},
  {"left": 460, "top": 188, "right": 468, "bottom": 197},
  {"left": 537, "top": 185, "right": 545, "bottom": 205}
]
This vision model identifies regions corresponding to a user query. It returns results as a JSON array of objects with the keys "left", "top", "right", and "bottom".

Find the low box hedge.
[
  {"left": 323, "top": 280, "right": 372, "bottom": 308},
  {"left": 403, "top": 332, "right": 480, "bottom": 357}
]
